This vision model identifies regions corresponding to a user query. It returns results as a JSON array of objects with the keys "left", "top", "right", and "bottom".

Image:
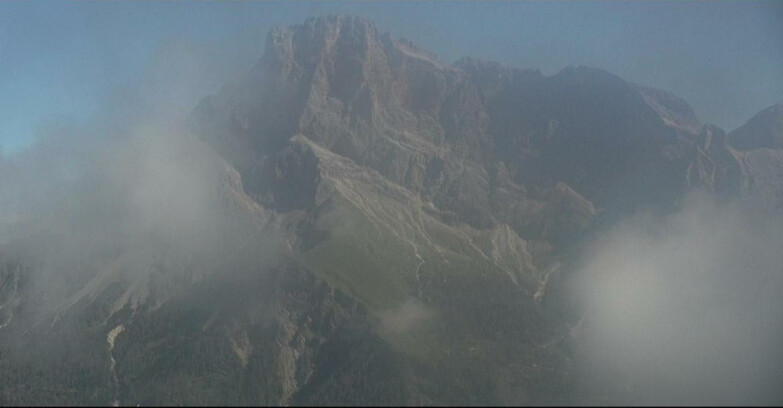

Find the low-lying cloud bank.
[{"left": 572, "top": 194, "right": 783, "bottom": 405}]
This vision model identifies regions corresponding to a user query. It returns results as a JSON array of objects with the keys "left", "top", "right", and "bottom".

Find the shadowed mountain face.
[
  {"left": 729, "top": 103, "right": 783, "bottom": 150},
  {"left": 1, "top": 15, "right": 782, "bottom": 406}
]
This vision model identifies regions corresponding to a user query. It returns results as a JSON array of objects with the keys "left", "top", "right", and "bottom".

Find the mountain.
[
  {"left": 729, "top": 103, "right": 783, "bottom": 150},
  {"left": 195, "top": 16, "right": 707, "bottom": 221},
  {"left": 1, "top": 15, "right": 781, "bottom": 406}
]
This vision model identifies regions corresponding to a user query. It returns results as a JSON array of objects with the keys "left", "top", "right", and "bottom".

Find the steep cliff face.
[
  {"left": 194, "top": 15, "right": 709, "bottom": 242},
  {"left": 685, "top": 114, "right": 783, "bottom": 211},
  {"left": 718, "top": 103, "right": 783, "bottom": 209}
]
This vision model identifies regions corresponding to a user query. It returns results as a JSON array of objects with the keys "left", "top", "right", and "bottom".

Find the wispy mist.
[
  {"left": 572, "top": 194, "right": 783, "bottom": 405},
  {"left": 0, "top": 43, "right": 273, "bottom": 322}
]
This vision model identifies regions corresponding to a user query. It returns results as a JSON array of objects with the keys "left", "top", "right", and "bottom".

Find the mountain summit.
[{"left": 729, "top": 103, "right": 783, "bottom": 150}]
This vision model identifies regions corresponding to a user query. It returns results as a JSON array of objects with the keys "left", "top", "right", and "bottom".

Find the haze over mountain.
[{"left": 0, "top": 14, "right": 782, "bottom": 406}]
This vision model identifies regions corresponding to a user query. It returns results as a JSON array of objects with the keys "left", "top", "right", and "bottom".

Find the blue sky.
[{"left": 1, "top": 1, "right": 781, "bottom": 154}]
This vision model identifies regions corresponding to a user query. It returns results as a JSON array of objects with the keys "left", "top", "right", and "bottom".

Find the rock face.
[
  {"left": 685, "top": 119, "right": 783, "bottom": 210},
  {"left": 194, "top": 15, "right": 711, "bottom": 238},
  {"left": 1, "top": 14, "right": 782, "bottom": 406},
  {"left": 729, "top": 103, "right": 783, "bottom": 150}
]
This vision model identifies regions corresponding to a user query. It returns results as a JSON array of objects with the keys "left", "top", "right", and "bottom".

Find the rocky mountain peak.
[
  {"left": 633, "top": 85, "right": 702, "bottom": 134},
  {"left": 728, "top": 103, "right": 783, "bottom": 150},
  {"left": 261, "top": 15, "right": 380, "bottom": 74},
  {"left": 196, "top": 15, "right": 722, "bottom": 227}
]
